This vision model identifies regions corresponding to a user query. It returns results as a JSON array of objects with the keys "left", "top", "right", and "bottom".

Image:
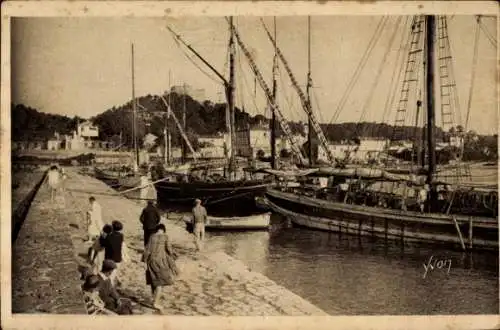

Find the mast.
[
  {"left": 165, "top": 70, "right": 172, "bottom": 165},
  {"left": 182, "top": 84, "right": 187, "bottom": 162},
  {"left": 425, "top": 15, "right": 436, "bottom": 185},
  {"left": 131, "top": 43, "right": 139, "bottom": 172},
  {"left": 306, "top": 16, "right": 314, "bottom": 167},
  {"left": 227, "top": 17, "right": 236, "bottom": 176},
  {"left": 270, "top": 17, "right": 278, "bottom": 170}
]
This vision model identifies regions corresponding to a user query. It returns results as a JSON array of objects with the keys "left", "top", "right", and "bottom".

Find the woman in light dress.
[
  {"left": 46, "top": 165, "right": 61, "bottom": 202},
  {"left": 87, "top": 196, "right": 104, "bottom": 242}
]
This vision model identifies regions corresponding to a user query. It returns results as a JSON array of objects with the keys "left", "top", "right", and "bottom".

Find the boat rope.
[
  {"left": 464, "top": 18, "right": 481, "bottom": 132},
  {"left": 356, "top": 17, "right": 403, "bottom": 138},
  {"left": 278, "top": 67, "right": 302, "bottom": 124},
  {"left": 476, "top": 16, "right": 497, "bottom": 48},
  {"left": 117, "top": 175, "right": 175, "bottom": 195},
  {"left": 205, "top": 190, "right": 259, "bottom": 206},
  {"left": 343, "top": 17, "right": 402, "bottom": 168},
  {"left": 327, "top": 16, "right": 388, "bottom": 125},
  {"left": 236, "top": 45, "right": 261, "bottom": 115},
  {"left": 375, "top": 17, "right": 411, "bottom": 149},
  {"left": 170, "top": 30, "right": 224, "bottom": 86}
]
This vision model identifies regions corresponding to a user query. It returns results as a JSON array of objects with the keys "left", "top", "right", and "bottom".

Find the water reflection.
[{"left": 206, "top": 214, "right": 498, "bottom": 315}]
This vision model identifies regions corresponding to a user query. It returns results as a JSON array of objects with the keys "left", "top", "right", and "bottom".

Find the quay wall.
[
  {"left": 11, "top": 170, "right": 87, "bottom": 313},
  {"left": 11, "top": 168, "right": 47, "bottom": 242},
  {"left": 12, "top": 167, "right": 327, "bottom": 315}
]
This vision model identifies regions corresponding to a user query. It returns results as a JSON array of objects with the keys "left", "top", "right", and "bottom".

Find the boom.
[
  {"left": 260, "top": 19, "right": 336, "bottom": 165},
  {"left": 227, "top": 19, "right": 306, "bottom": 165}
]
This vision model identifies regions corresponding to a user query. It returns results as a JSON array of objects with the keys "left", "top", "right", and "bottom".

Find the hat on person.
[
  {"left": 82, "top": 274, "right": 101, "bottom": 291},
  {"left": 101, "top": 259, "right": 117, "bottom": 272},
  {"left": 194, "top": 199, "right": 201, "bottom": 205}
]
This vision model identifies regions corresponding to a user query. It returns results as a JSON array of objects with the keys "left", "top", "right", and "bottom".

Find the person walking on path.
[
  {"left": 191, "top": 199, "right": 207, "bottom": 252},
  {"left": 140, "top": 200, "right": 161, "bottom": 246},
  {"left": 46, "top": 165, "right": 61, "bottom": 202},
  {"left": 143, "top": 224, "right": 179, "bottom": 310},
  {"left": 86, "top": 196, "right": 104, "bottom": 243},
  {"left": 96, "top": 260, "right": 133, "bottom": 315}
]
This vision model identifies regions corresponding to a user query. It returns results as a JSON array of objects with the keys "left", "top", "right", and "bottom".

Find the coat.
[
  {"left": 102, "top": 231, "right": 123, "bottom": 263},
  {"left": 140, "top": 205, "right": 161, "bottom": 230},
  {"left": 143, "top": 232, "right": 179, "bottom": 287}
]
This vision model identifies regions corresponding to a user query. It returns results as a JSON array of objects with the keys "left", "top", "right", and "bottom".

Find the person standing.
[
  {"left": 47, "top": 165, "right": 61, "bottom": 202},
  {"left": 89, "top": 224, "right": 113, "bottom": 274},
  {"left": 191, "top": 199, "right": 207, "bottom": 252},
  {"left": 87, "top": 196, "right": 104, "bottom": 243},
  {"left": 140, "top": 200, "right": 161, "bottom": 246},
  {"left": 101, "top": 221, "right": 124, "bottom": 286},
  {"left": 143, "top": 224, "right": 179, "bottom": 310}
]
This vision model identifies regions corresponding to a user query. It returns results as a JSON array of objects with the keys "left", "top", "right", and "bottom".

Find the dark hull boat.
[
  {"left": 264, "top": 188, "right": 498, "bottom": 251},
  {"left": 154, "top": 176, "right": 273, "bottom": 214},
  {"left": 94, "top": 167, "right": 142, "bottom": 189}
]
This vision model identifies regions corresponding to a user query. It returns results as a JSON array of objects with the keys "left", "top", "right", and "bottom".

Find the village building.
[{"left": 27, "top": 121, "right": 115, "bottom": 152}]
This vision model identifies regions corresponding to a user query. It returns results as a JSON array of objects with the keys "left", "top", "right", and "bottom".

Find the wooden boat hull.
[
  {"left": 154, "top": 177, "right": 273, "bottom": 213},
  {"left": 94, "top": 167, "right": 120, "bottom": 185},
  {"left": 184, "top": 212, "right": 271, "bottom": 231},
  {"left": 265, "top": 188, "right": 498, "bottom": 251},
  {"left": 94, "top": 167, "right": 141, "bottom": 189}
]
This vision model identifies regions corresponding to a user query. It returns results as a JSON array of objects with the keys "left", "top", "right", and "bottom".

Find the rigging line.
[
  {"left": 376, "top": 16, "right": 411, "bottom": 139},
  {"left": 172, "top": 37, "right": 223, "bottom": 85},
  {"left": 328, "top": 16, "right": 388, "bottom": 125},
  {"left": 364, "top": 16, "right": 411, "bottom": 172},
  {"left": 465, "top": 18, "right": 481, "bottom": 132},
  {"left": 328, "top": 16, "right": 389, "bottom": 125},
  {"left": 440, "top": 16, "right": 463, "bottom": 129},
  {"left": 312, "top": 89, "right": 326, "bottom": 125},
  {"left": 236, "top": 45, "right": 262, "bottom": 115},
  {"left": 477, "top": 18, "right": 497, "bottom": 48},
  {"left": 235, "top": 44, "right": 244, "bottom": 112},
  {"left": 278, "top": 67, "right": 302, "bottom": 123},
  {"left": 388, "top": 15, "right": 423, "bottom": 143},
  {"left": 383, "top": 17, "right": 412, "bottom": 123},
  {"left": 329, "top": 19, "right": 389, "bottom": 129},
  {"left": 355, "top": 17, "right": 404, "bottom": 138}
]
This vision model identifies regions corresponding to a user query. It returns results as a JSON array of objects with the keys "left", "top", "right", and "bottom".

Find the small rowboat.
[{"left": 183, "top": 212, "right": 271, "bottom": 232}]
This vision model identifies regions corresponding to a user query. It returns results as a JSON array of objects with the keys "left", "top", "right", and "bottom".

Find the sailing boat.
[
  {"left": 94, "top": 43, "right": 145, "bottom": 189},
  {"left": 152, "top": 17, "right": 273, "bottom": 217},
  {"left": 261, "top": 15, "right": 498, "bottom": 251}
]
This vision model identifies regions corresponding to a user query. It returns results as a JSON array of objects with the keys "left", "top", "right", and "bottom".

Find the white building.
[
  {"left": 318, "top": 138, "right": 390, "bottom": 163},
  {"left": 45, "top": 121, "right": 108, "bottom": 151}
]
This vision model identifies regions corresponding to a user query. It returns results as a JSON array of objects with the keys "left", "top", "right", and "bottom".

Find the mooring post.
[
  {"left": 452, "top": 216, "right": 467, "bottom": 251},
  {"left": 384, "top": 218, "right": 388, "bottom": 241}
]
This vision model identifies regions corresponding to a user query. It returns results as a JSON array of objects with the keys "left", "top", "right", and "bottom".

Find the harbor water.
[
  {"left": 125, "top": 188, "right": 498, "bottom": 315},
  {"left": 181, "top": 213, "right": 498, "bottom": 315}
]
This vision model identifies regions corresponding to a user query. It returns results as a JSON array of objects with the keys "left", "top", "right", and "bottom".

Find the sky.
[{"left": 11, "top": 15, "right": 498, "bottom": 134}]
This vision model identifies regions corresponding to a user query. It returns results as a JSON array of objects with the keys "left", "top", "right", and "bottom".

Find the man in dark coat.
[{"left": 140, "top": 201, "right": 161, "bottom": 246}]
